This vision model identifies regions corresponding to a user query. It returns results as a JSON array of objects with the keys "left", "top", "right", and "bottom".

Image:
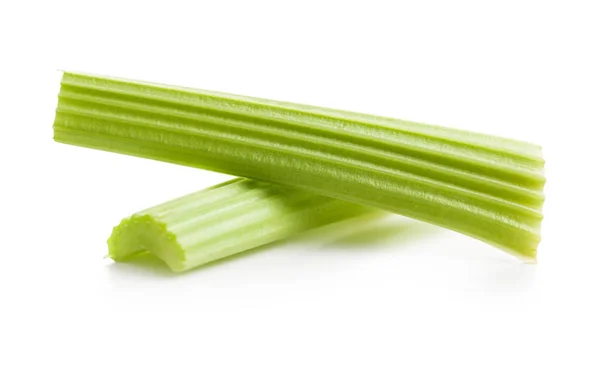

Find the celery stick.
[
  {"left": 108, "top": 178, "right": 373, "bottom": 271},
  {"left": 54, "top": 72, "right": 545, "bottom": 260}
]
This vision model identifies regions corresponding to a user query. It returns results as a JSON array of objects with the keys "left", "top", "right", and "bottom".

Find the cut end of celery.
[{"left": 107, "top": 214, "right": 187, "bottom": 272}]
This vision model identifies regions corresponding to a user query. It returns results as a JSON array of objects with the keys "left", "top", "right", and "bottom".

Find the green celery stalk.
[
  {"left": 54, "top": 72, "right": 545, "bottom": 260},
  {"left": 109, "top": 178, "right": 374, "bottom": 272}
]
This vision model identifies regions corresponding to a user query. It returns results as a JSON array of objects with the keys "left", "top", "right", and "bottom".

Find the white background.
[{"left": 1, "top": 1, "right": 599, "bottom": 383}]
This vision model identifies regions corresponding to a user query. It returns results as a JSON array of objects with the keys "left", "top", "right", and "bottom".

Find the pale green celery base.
[{"left": 107, "top": 178, "right": 374, "bottom": 272}]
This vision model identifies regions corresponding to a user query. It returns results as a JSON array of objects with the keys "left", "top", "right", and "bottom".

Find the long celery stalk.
[{"left": 54, "top": 72, "right": 545, "bottom": 260}]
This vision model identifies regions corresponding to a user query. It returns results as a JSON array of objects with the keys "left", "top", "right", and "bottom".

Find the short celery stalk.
[
  {"left": 54, "top": 72, "right": 545, "bottom": 260},
  {"left": 109, "top": 178, "right": 374, "bottom": 271}
]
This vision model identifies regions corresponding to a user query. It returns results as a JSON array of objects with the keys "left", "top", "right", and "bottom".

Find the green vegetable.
[
  {"left": 54, "top": 72, "right": 545, "bottom": 260},
  {"left": 108, "top": 178, "right": 373, "bottom": 272}
]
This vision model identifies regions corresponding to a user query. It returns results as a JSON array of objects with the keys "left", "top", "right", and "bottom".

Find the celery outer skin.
[
  {"left": 108, "top": 178, "right": 373, "bottom": 272},
  {"left": 54, "top": 72, "right": 545, "bottom": 260}
]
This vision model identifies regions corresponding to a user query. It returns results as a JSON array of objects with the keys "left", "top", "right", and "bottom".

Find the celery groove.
[
  {"left": 109, "top": 178, "right": 373, "bottom": 272},
  {"left": 54, "top": 72, "right": 545, "bottom": 260}
]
